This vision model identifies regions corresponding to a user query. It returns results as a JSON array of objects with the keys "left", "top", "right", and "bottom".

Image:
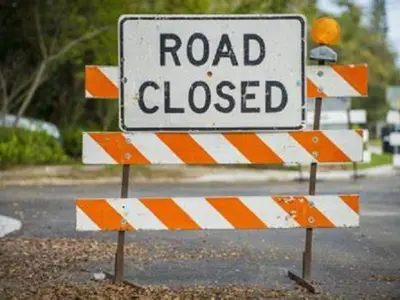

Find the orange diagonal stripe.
[
  {"left": 223, "top": 133, "right": 283, "bottom": 164},
  {"left": 90, "top": 133, "right": 149, "bottom": 164},
  {"left": 307, "top": 78, "right": 327, "bottom": 98},
  {"left": 76, "top": 199, "right": 134, "bottom": 230},
  {"left": 272, "top": 196, "right": 334, "bottom": 228},
  {"left": 206, "top": 197, "right": 267, "bottom": 229},
  {"left": 140, "top": 198, "right": 200, "bottom": 230},
  {"left": 331, "top": 65, "right": 368, "bottom": 96},
  {"left": 156, "top": 133, "right": 216, "bottom": 164},
  {"left": 85, "top": 66, "right": 118, "bottom": 99},
  {"left": 290, "top": 131, "right": 350, "bottom": 163},
  {"left": 339, "top": 195, "right": 359, "bottom": 214}
]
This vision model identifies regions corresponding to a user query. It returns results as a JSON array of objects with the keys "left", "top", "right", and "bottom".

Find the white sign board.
[
  {"left": 119, "top": 15, "right": 306, "bottom": 131},
  {"left": 307, "top": 109, "right": 366, "bottom": 125}
]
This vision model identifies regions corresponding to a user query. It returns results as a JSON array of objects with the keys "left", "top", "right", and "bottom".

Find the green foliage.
[
  {"left": 0, "top": 0, "right": 398, "bottom": 140},
  {"left": 0, "top": 128, "right": 70, "bottom": 169},
  {"left": 330, "top": 1, "right": 399, "bottom": 123},
  {"left": 358, "top": 153, "right": 392, "bottom": 169},
  {"left": 61, "top": 127, "right": 83, "bottom": 158}
]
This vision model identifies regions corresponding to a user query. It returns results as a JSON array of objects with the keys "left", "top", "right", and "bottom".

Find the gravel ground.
[
  {"left": 0, "top": 237, "right": 335, "bottom": 299},
  {"left": 1, "top": 177, "right": 399, "bottom": 299}
]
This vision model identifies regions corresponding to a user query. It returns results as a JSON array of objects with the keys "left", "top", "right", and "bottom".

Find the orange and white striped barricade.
[
  {"left": 362, "top": 129, "right": 371, "bottom": 164},
  {"left": 76, "top": 195, "right": 359, "bottom": 231},
  {"left": 77, "top": 15, "right": 369, "bottom": 290},
  {"left": 85, "top": 64, "right": 368, "bottom": 100},
  {"left": 389, "top": 132, "right": 400, "bottom": 168},
  {"left": 82, "top": 130, "right": 364, "bottom": 165}
]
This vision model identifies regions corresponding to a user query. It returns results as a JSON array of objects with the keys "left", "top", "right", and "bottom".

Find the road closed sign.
[{"left": 119, "top": 15, "right": 306, "bottom": 131}]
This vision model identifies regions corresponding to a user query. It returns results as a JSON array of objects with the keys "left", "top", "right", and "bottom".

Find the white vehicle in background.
[{"left": 1, "top": 114, "right": 60, "bottom": 139}]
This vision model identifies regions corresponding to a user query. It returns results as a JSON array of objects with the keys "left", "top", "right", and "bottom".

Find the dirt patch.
[
  {"left": 3, "top": 281, "right": 328, "bottom": 299},
  {"left": 0, "top": 237, "right": 332, "bottom": 299}
]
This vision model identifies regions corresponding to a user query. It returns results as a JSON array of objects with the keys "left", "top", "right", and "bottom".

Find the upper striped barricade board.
[
  {"left": 306, "top": 64, "right": 368, "bottom": 98},
  {"left": 85, "top": 65, "right": 368, "bottom": 99},
  {"left": 82, "top": 130, "right": 364, "bottom": 165},
  {"left": 76, "top": 195, "right": 360, "bottom": 231}
]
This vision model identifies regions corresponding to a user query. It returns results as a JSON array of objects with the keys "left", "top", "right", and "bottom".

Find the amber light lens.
[{"left": 312, "top": 17, "right": 341, "bottom": 45}]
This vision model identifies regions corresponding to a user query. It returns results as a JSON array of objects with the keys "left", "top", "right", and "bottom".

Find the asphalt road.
[{"left": 1, "top": 177, "right": 399, "bottom": 298}]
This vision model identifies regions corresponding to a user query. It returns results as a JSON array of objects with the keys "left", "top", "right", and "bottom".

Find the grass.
[
  {"left": 0, "top": 164, "right": 184, "bottom": 181},
  {"left": 103, "top": 165, "right": 184, "bottom": 179},
  {"left": 357, "top": 152, "right": 393, "bottom": 170},
  {"left": 369, "top": 139, "right": 382, "bottom": 146},
  {"left": 57, "top": 165, "right": 184, "bottom": 180}
]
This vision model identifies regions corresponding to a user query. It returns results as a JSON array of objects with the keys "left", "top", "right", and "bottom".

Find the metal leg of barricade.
[
  {"left": 113, "top": 164, "right": 130, "bottom": 284},
  {"left": 288, "top": 58, "right": 326, "bottom": 293}
]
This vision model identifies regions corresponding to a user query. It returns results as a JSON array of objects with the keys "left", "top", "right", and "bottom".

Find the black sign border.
[{"left": 119, "top": 15, "right": 306, "bottom": 132}]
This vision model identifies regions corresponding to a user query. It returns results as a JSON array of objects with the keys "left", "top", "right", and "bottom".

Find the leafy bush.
[
  {"left": 61, "top": 127, "right": 83, "bottom": 158},
  {"left": 0, "top": 127, "right": 70, "bottom": 169}
]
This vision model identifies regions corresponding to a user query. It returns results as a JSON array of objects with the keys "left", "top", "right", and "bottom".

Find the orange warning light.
[{"left": 312, "top": 17, "right": 341, "bottom": 45}]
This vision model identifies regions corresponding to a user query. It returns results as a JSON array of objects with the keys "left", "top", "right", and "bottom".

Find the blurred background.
[{"left": 0, "top": 0, "right": 399, "bottom": 169}]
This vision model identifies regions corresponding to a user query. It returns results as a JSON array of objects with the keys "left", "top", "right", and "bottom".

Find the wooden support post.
[{"left": 113, "top": 164, "right": 130, "bottom": 284}]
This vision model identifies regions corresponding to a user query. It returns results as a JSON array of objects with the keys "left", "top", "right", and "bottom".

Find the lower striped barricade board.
[
  {"left": 76, "top": 195, "right": 359, "bottom": 231},
  {"left": 82, "top": 130, "right": 364, "bottom": 165}
]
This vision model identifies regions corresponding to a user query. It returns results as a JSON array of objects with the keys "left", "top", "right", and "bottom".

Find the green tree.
[
  {"left": 330, "top": 0, "right": 399, "bottom": 126},
  {"left": 0, "top": 0, "right": 121, "bottom": 126}
]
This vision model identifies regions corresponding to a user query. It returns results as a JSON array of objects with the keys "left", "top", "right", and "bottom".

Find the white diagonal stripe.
[
  {"left": 240, "top": 196, "right": 299, "bottom": 228},
  {"left": 107, "top": 198, "right": 167, "bottom": 230},
  {"left": 76, "top": 207, "right": 100, "bottom": 231},
  {"left": 257, "top": 133, "right": 313, "bottom": 164},
  {"left": 310, "top": 196, "right": 359, "bottom": 227},
  {"left": 0, "top": 214, "right": 21, "bottom": 237},
  {"left": 83, "top": 134, "right": 115, "bottom": 164},
  {"left": 190, "top": 134, "right": 249, "bottom": 164},
  {"left": 99, "top": 66, "right": 118, "bottom": 87},
  {"left": 125, "top": 133, "right": 183, "bottom": 164},
  {"left": 323, "top": 130, "right": 363, "bottom": 162},
  {"left": 173, "top": 197, "right": 234, "bottom": 229},
  {"left": 85, "top": 90, "right": 93, "bottom": 98},
  {"left": 307, "top": 66, "right": 359, "bottom": 97}
]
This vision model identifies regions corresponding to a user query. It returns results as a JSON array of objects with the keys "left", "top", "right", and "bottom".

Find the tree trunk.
[
  {"left": 13, "top": 62, "right": 47, "bottom": 127},
  {"left": 1, "top": 97, "right": 7, "bottom": 126},
  {"left": 0, "top": 72, "right": 8, "bottom": 126}
]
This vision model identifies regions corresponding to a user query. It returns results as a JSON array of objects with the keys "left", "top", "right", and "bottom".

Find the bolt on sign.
[{"left": 118, "top": 15, "right": 306, "bottom": 131}]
